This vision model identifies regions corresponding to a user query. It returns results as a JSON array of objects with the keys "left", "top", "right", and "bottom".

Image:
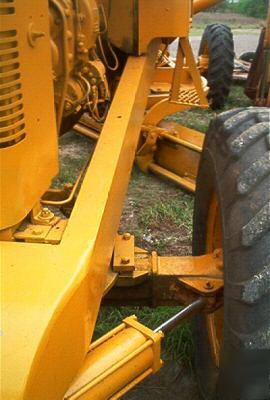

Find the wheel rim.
[{"left": 205, "top": 193, "right": 223, "bottom": 368}]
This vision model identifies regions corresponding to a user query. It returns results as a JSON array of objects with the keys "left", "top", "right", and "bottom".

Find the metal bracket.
[
  {"left": 14, "top": 219, "right": 67, "bottom": 244},
  {"left": 107, "top": 235, "right": 223, "bottom": 311},
  {"left": 113, "top": 233, "right": 135, "bottom": 272},
  {"left": 136, "top": 122, "right": 204, "bottom": 192}
]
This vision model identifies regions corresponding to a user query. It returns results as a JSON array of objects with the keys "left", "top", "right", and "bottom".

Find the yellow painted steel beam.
[
  {"left": 148, "top": 163, "right": 196, "bottom": 192},
  {"left": 1, "top": 40, "right": 160, "bottom": 400}
]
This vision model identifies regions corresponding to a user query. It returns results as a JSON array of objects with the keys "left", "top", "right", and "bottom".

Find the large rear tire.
[
  {"left": 193, "top": 107, "right": 270, "bottom": 399},
  {"left": 198, "top": 24, "right": 234, "bottom": 110}
]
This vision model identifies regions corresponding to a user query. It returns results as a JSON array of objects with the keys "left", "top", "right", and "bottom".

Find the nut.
[
  {"left": 41, "top": 208, "right": 51, "bottom": 217},
  {"left": 123, "top": 233, "right": 131, "bottom": 240},
  {"left": 38, "top": 208, "right": 54, "bottom": 222}
]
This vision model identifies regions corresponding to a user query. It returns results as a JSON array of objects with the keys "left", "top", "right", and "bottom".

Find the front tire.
[
  {"left": 198, "top": 24, "right": 234, "bottom": 110},
  {"left": 193, "top": 108, "right": 270, "bottom": 399}
]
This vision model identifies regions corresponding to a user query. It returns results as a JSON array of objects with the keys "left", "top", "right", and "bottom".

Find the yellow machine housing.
[
  {"left": 0, "top": 1, "right": 58, "bottom": 230},
  {"left": 103, "top": 0, "right": 191, "bottom": 55}
]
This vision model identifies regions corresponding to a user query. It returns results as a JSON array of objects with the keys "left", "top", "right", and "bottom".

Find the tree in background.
[
  {"left": 209, "top": 0, "right": 268, "bottom": 19},
  {"left": 235, "top": 0, "right": 268, "bottom": 18}
]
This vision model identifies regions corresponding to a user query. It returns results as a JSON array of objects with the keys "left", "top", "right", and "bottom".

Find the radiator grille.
[
  {"left": 0, "top": 26, "right": 26, "bottom": 148},
  {"left": 0, "top": 0, "right": 15, "bottom": 15}
]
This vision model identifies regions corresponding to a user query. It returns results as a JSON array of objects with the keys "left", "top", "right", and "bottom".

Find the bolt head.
[
  {"left": 204, "top": 281, "right": 214, "bottom": 290},
  {"left": 123, "top": 233, "right": 131, "bottom": 240},
  {"left": 41, "top": 208, "right": 50, "bottom": 215},
  {"left": 82, "top": 66, "right": 89, "bottom": 74},
  {"left": 121, "top": 257, "right": 130, "bottom": 265}
]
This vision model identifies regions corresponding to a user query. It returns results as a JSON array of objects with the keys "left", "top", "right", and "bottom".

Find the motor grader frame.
[{"left": 1, "top": 1, "right": 235, "bottom": 399}]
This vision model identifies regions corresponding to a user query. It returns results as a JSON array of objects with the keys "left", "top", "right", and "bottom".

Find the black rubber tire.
[
  {"left": 193, "top": 107, "right": 270, "bottom": 400},
  {"left": 198, "top": 24, "right": 234, "bottom": 110},
  {"left": 239, "top": 52, "right": 256, "bottom": 63}
]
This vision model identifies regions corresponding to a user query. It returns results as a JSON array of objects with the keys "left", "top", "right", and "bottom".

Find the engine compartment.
[{"left": 49, "top": 0, "right": 110, "bottom": 132}]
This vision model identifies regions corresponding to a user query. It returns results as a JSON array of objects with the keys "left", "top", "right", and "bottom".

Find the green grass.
[{"left": 138, "top": 196, "right": 193, "bottom": 235}]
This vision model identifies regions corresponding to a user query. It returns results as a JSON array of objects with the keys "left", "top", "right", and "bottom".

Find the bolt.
[
  {"left": 82, "top": 66, "right": 89, "bottom": 74},
  {"left": 121, "top": 257, "right": 130, "bottom": 265},
  {"left": 78, "top": 41, "right": 84, "bottom": 48},
  {"left": 38, "top": 208, "right": 54, "bottom": 222},
  {"left": 123, "top": 232, "right": 131, "bottom": 240},
  {"left": 41, "top": 208, "right": 51, "bottom": 217},
  {"left": 204, "top": 281, "right": 214, "bottom": 290}
]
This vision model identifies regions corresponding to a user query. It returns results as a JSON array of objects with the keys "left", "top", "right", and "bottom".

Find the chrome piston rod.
[{"left": 154, "top": 297, "right": 205, "bottom": 334}]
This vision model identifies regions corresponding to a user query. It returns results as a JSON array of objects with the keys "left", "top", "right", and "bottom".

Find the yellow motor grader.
[{"left": 0, "top": 1, "right": 269, "bottom": 399}]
